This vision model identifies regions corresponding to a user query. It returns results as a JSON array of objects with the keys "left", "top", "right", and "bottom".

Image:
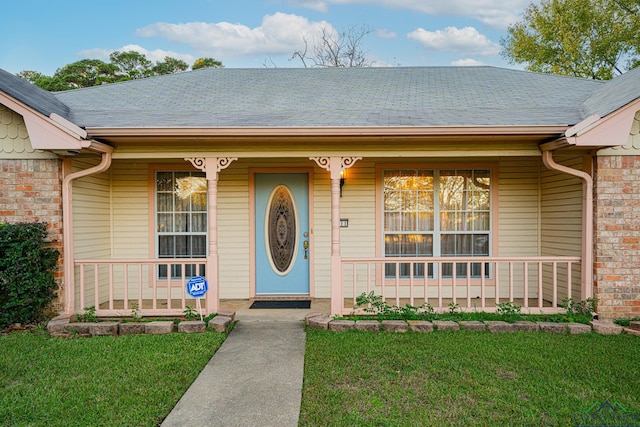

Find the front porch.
[
  {"left": 74, "top": 255, "right": 582, "bottom": 317},
  {"left": 341, "top": 256, "right": 581, "bottom": 315},
  {"left": 64, "top": 151, "right": 594, "bottom": 318}
]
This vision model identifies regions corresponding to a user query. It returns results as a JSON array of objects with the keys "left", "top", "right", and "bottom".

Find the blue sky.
[{"left": 0, "top": 0, "right": 538, "bottom": 76}]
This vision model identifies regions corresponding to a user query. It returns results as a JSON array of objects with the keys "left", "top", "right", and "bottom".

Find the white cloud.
[
  {"left": 325, "top": 0, "right": 536, "bottom": 28},
  {"left": 451, "top": 58, "right": 487, "bottom": 66},
  {"left": 407, "top": 26, "right": 500, "bottom": 56},
  {"left": 376, "top": 28, "right": 397, "bottom": 39},
  {"left": 288, "top": 0, "right": 329, "bottom": 12},
  {"left": 76, "top": 48, "right": 113, "bottom": 61},
  {"left": 77, "top": 44, "right": 194, "bottom": 64},
  {"left": 135, "top": 13, "right": 333, "bottom": 59},
  {"left": 120, "top": 44, "right": 195, "bottom": 64}
]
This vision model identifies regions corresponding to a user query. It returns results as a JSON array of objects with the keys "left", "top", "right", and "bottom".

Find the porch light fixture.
[{"left": 340, "top": 170, "right": 345, "bottom": 197}]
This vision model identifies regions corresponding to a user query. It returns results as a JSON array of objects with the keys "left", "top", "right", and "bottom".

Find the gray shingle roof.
[
  {"left": 53, "top": 66, "right": 606, "bottom": 129},
  {"left": 581, "top": 65, "right": 640, "bottom": 118},
  {"left": 0, "top": 68, "right": 71, "bottom": 119},
  {"left": 3, "top": 65, "right": 639, "bottom": 130}
]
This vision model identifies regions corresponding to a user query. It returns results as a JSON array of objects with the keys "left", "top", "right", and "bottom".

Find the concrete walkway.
[{"left": 161, "top": 315, "right": 307, "bottom": 427}]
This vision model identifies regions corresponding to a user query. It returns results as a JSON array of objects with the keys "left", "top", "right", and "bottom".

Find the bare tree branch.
[
  {"left": 292, "top": 25, "right": 373, "bottom": 68},
  {"left": 290, "top": 36, "right": 311, "bottom": 68}
]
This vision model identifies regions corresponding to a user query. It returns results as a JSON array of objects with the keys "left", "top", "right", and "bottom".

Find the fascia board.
[
  {"left": 0, "top": 91, "right": 89, "bottom": 150},
  {"left": 85, "top": 125, "right": 569, "bottom": 139},
  {"left": 566, "top": 99, "right": 640, "bottom": 147}
]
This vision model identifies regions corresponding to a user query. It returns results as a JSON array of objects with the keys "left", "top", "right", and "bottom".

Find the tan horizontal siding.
[
  {"left": 498, "top": 157, "right": 540, "bottom": 258},
  {"left": 218, "top": 162, "right": 250, "bottom": 299},
  {"left": 540, "top": 155, "right": 583, "bottom": 298},
  {"left": 112, "top": 160, "right": 150, "bottom": 258},
  {"left": 72, "top": 157, "right": 111, "bottom": 260},
  {"left": 73, "top": 154, "right": 583, "bottom": 303},
  {"left": 71, "top": 157, "right": 111, "bottom": 309}
]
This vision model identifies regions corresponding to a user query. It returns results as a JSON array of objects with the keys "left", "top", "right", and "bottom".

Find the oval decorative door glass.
[{"left": 266, "top": 185, "right": 298, "bottom": 275}]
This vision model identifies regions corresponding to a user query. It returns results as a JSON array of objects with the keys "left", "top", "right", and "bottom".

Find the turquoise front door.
[{"left": 255, "top": 173, "right": 310, "bottom": 295}]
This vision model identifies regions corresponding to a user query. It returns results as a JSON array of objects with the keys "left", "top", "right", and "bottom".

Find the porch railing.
[
  {"left": 74, "top": 259, "right": 207, "bottom": 317},
  {"left": 341, "top": 256, "right": 581, "bottom": 315}
]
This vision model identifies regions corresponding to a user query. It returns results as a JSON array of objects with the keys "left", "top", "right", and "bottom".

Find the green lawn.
[
  {"left": 300, "top": 329, "right": 640, "bottom": 426},
  {"left": 2, "top": 326, "right": 639, "bottom": 427},
  {"left": 0, "top": 329, "right": 226, "bottom": 427}
]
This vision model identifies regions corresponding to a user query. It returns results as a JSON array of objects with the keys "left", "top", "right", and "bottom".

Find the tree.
[
  {"left": 109, "top": 51, "right": 153, "bottom": 79},
  {"left": 291, "top": 25, "right": 373, "bottom": 68},
  {"left": 16, "top": 71, "right": 66, "bottom": 91},
  {"left": 17, "top": 51, "right": 224, "bottom": 90},
  {"left": 17, "top": 60, "right": 119, "bottom": 90},
  {"left": 15, "top": 70, "right": 46, "bottom": 83},
  {"left": 192, "top": 57, "right": 223, "bottom": 70},
  {"left": 500, "top": 0, "right": 640, "bottom": 80},
  {"left": 153, "top": 56, "right": 189, "bottom": 75},
  {"left": 55, "top": 59, "right": 120, "bottom": 88}
]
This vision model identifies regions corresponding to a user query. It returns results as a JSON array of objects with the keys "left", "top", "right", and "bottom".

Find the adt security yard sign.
[{"left": 186, "top": 276, "right": 208, "bottom": 298}]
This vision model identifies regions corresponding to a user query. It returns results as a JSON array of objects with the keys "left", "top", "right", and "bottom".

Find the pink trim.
[
  {"left": 249, "top": 171, "right": 256, "bottom": 298},
  {"left": 0, "top": 92, "right": 88, "bottom": 150},
  {"left": 310, "top": 157, "right": 361, "bottom": 315},
  {"left": 147, "top": 164, "right": 200, "bottom": 259},
  {"left": 374, "top": 161, "right": 500, "bottom": 258},
  {"left": 185, "top": 158, "right": 237, "bottom": 314},
  {"left": 541, "top": 151, "right": 593, "bottom": 300},
  {"left": 249, "top": 167, "right": 315, "bottom": 299},
  {"left": 342, "top": 256, "right": 580, "bottom": 315},
  {"left": 565, "top": 98, "right": 640, "bottom": 147},
  {"left": 62, "top": 149, "right": 113, "bottom": 314},
  {"left": 85, "top": 125, "right": 571, "bottom": 140},
  {"left": 75, "top": 258, "right": 207, "bottom": 317}
]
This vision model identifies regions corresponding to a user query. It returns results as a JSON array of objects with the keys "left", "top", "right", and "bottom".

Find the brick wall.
[
  {"left": 594, "top": 155, "right": 640, "bottom": 319},
  {"left": 0, "top": 158, "right": 64, "bottom": 311}
]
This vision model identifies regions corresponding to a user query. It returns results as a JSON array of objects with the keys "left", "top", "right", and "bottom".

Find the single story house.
[{"left": 1, "top": 65, "right": 639, "bottom": 319}]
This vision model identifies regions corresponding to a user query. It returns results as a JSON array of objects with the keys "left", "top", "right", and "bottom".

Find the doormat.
[{"left": 250, "top": 300, "right": 311, "bottom": 309}]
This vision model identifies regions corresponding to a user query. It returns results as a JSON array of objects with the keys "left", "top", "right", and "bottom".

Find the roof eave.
[
  {"left": 0, "top": 91, "right": 89, "bottom": 150},
  {"left": 544, "top": 98, "right": 640, "bottom": 151},
  {"left": 85, "top": 125, "right": 570, "bottom": 139}
]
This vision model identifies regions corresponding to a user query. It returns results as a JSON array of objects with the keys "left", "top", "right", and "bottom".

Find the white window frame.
[
  {"left": 380, "top": 166, "right": 494, "bottom": 279},
  {"left": 154, "top": 170, "right": 208, "bottom": 280}
]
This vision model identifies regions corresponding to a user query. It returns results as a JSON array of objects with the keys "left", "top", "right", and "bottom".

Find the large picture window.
[
  {"left": 383, "top": 168, "right": 491, "bottom": 278},
  {"left": 156, "top": 171, "right": 207, "bottom": 279}
]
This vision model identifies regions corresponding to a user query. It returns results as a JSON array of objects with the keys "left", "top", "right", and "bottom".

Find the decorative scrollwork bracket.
[
  {"left": 310, "top": 156, "right": 361, "bottom": 179},
  {"left": 185, "top": 157, "right": 237, "bottom": 180}
]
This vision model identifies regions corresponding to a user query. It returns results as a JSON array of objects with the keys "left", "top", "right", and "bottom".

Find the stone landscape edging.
[
  {"left": 45, "top": 313, "right": 640, "bottom": 337},
  {"left": 46, "top": 313, "right": 235, "bottom": 338},
  {"left": 305, "top": 314, "right": 640, "bottom": 336}
]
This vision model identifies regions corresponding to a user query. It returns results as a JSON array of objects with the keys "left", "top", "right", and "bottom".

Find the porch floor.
[
  {"left": 221, "top": 298, "right": 552, "bottom": 312},
  {"left": 98, "top": 297, "right": 554, "bottom": 319}
]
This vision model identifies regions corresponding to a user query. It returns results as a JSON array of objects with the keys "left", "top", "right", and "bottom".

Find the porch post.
[
  {"left": 186, "top": 157, "right": 236, "bottom": 314},
  {"left": 311, "top": 156, "right": 361, "bottom": 316}
]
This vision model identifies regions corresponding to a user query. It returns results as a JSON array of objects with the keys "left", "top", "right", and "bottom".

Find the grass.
[
  {"left": 2, "top": 323, "right": 639, "bottom": 427},
  {"left": 300, "top": 329, "right": 640, "bottom": 426},
  {"left": 0, "top": 328, "right": 226, "bottom": 427},
  {"left": 615, "top": 317, "right": 640, "bottom": 327}
]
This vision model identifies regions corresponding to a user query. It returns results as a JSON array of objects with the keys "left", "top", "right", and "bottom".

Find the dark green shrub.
[{"left": 0, "top": 222, "right": 60, "bottom": 328}]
